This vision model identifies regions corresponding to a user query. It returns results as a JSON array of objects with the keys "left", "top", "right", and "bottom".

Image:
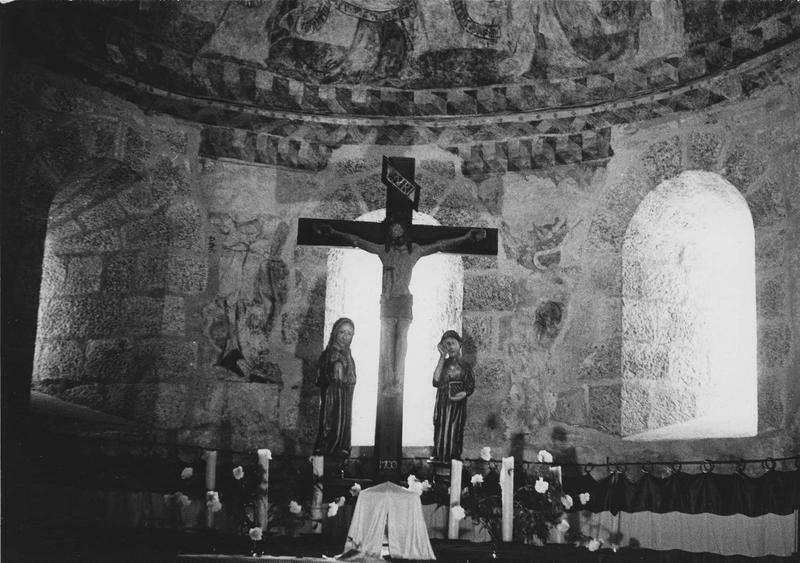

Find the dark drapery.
[{"left": 563, "top": 469, "right": 800, "bottom": 517}]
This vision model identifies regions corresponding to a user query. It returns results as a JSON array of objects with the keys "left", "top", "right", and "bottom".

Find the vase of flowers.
[
  {"left": 457, "top": 450, "right": 588, "bottom": 548},
  {"left": 248, "top": 526, "right": 263, "bottom": 556}
]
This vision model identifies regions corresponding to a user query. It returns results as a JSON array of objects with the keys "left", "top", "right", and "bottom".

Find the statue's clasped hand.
[
  {"left": 469, "top": 228, "right": 487, "bottom": 242},
  {"left": 313, "top": 222, "right": 333, "bottom": 236}
]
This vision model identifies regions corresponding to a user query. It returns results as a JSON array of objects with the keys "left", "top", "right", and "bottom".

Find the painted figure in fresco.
[
  {"left": 314, "top": 218, "right": 485, "bottom": 392},
  {"left": 203, "top": 214, "right": 289, "bottom": 382},
  {"left": 314, "top": 317, "right": 357, "bottom": 456},
  {"left": 432, "top": 330, "right": 475, "bottom": 461}
]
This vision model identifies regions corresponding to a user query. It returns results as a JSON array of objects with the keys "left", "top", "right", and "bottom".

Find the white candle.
[
  {"left": 256, "top": 449, "right": 271, "bottom": 531},
  {"left": 550, "top": 465, "right": 562, "bottom": 486},
  {"left": 500, "top": 456, "right": 514, "bottom": 542},
  {"left": 204, "top": 450, "right": 218, "bottom": 490},
  {"left": 310, "top": 455, "right": 324, "bottom": 534},
  {"left": 205, "top": 450, "right": 218, "bottom": 529},
  {"left": 448, "top": 459, "right": 463, "bottom": 539}
]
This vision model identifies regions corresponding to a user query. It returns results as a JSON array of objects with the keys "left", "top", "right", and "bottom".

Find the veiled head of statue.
[{"left": 328, "top": 317, "right": 354, "bottom": 350}]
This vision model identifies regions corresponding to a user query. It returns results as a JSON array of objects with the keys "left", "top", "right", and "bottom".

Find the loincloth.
[{"left": 380, "top": 294, "right": 413, "bottom": 320}]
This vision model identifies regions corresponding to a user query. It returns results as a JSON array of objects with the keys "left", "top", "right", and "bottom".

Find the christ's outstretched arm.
[
  {"left": 418, "top": 228, "right": 487, "bottom": 257},
  {"left": 313, "top": 222, "right": 383, "bottom": 255}
]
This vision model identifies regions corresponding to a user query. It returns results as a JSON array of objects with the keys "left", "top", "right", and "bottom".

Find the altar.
[{"left": 341, "top": 481, "right": 436, "bottom": 561}]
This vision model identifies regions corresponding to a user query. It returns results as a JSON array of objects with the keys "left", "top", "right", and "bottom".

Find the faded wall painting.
[{"left": 204, "top": 213, "right": 289, "bottom": 383}]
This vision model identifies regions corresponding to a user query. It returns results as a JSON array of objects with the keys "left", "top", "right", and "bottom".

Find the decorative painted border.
[
  {"left": 198, "top": 126, "right": 613, "bottom": 175},
  {"left": 332, "top": 0, "right": 417, "bottom": 22},
  {"left": 297, "top": 0, "right": 332, "bottom": 35},
  {"left": 96, "top": 8, "right": 800, "bottom": 118},
  {"left": 451, "top": 0, "right": 500, "bottom": 41},
  {"left": 86, "top": 38, "right": 800, "bottom": 134},
  {"left": 60, "top": 31, "right": 800, "bottom": 175}
]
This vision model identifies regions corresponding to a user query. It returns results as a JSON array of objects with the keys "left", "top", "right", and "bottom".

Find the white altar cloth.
[{"left": 343, "top": 481, "right": 436, "bottom": 560}]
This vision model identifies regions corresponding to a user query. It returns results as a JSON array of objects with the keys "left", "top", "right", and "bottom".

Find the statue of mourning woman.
[
  {"left": 432, "top": 330, "right": 475, "bottom": 461},
  {"left": 314, "top": 318, "right": 357, "bottom": 457}
]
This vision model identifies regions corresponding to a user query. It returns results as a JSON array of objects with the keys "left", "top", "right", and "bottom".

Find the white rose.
[
  {"left": 421, "top": 480, "right": 431, "bottom": 492},
  {"left": 480, "top": 447, "right": 492, "bottom": 461},
  {"left": 536, "top": 450, "right": 553, "bottom": 464},
  {"left": 470, "top": 474, "right": 484, "bottom": 485},
  {"left": 561, "top": 494, "right": 573, "bottom": 509},
  {"left": 337, "top": 496, "right": 346, "bottom": 506},
  {"left": 450, "top": 505, "right": 466, "bottom": 521},
  {"left": 587, "top": 539, "right": 601, "bottom": 552},
  {"left": 180, "top": 467, "right": 194, "bottom": 480},
  {"left": 288, "top": 500, "right": 302, "bottom": 515},
  {"left": 248, "top": 527, "right": 263, "bottom": 541},
  {"left": 327, "top": 502, "right": 339, "bottom": 517},
  {"left": 556, "top": 519, "right": 570, "bottom": 533},
  {"left": 232, "top": 466, "right": 244, "bottom": 480},
  {"left": 579, "top": 492, "right": 591, "bottom": 505},
  {"left": 350, "top": 483, "right": 361, "bottom": 496},
  {"left": 534, "top": 477, "right": 549, "bottom": 494}
]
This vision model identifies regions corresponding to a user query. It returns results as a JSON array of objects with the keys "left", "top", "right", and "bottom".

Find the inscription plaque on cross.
[{"left": 297, "top": 156, "right": 498, "bottom": 479}]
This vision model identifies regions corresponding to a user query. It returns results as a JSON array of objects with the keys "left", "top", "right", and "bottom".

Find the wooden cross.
[{"left": 297, "top": 156, "right": 498, "bottom": 479}]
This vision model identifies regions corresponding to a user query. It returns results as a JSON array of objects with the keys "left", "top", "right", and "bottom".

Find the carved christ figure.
[{"left": 314, "top": 218, "right": 486, "bottom": 392}]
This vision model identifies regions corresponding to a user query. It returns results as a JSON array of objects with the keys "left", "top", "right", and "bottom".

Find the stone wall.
[{"left": 8, "top": 63, "right": 799, "bottom": 463}]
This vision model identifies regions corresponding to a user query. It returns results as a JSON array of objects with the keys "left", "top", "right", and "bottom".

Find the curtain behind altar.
[
  {"left": 563, "top": 469, "right": 800, "bottom": 516},
  {"left": 574, "top": 510, "right": 797, "bottom": 557},
  {"left": 421, "top": 505, "right": 796, "bottom": 557}
]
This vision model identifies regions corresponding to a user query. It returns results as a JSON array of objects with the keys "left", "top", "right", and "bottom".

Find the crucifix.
[{"left": 297, "top": 156, "right": 498, "bottom": 479}]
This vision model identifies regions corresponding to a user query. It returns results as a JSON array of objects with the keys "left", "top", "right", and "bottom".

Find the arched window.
[
  {"left": 325, "top": 209, "right": 463, "bottom": 448},
  {"left": 622, "top": 171, "right": 757, "bottom": 440}
]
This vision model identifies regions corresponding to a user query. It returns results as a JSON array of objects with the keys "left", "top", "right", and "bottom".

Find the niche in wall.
[{"left": 622, "top": 171, "right": 757, "bottom": 440}]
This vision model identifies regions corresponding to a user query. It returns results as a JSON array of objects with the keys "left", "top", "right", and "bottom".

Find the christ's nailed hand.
[
  {"left": 313, "top": 222, "right": 333, "bottom": 236},
  {"left": 469, "top": 228, "right": 487, "bottom": 242}
]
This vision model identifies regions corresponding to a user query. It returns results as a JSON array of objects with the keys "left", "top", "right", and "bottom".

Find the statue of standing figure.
[
  {"left": 314, "top": 317, "right": 357, "bottom": 456},
  {"left": 432, "top": 330, "right": 475, "bottom": 461}
]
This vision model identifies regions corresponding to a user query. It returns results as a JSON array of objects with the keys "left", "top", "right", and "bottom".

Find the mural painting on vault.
[
  {"left": 203, "top": 213, "right": 289, "bottom": 383},
  {"left": 257, "top": 0, "right": 668, "bottom": 85}
]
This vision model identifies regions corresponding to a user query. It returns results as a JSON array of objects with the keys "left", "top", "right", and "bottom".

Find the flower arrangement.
[
  {"left": 455, "top": 449, "right": 593, "bottom": 546},
  {"left": 457, "top": 465, "right": 504, "bottom": 542},
  {"left": 512, "top": 459, "right": 568, "bottom": 544}
]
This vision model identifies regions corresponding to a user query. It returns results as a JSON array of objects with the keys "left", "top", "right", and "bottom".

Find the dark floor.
[{"left": 2, "top": 526, "right": 797, "bottom": 563}]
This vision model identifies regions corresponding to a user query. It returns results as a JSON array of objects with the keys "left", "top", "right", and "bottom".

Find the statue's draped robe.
[
  {"left": 432, "top": 358, "right": 475, "bottom": 460},
  {"left": 314, "top": 345, "right": 356, "bottom": 455}
]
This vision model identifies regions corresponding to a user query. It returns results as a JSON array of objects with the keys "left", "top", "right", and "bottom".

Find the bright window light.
[{"left": 622, "top": 171, "right": 757, "bottom": 440}]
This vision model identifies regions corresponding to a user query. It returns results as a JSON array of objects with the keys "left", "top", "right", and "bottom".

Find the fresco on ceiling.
[
  {"left": 194, "top": 0, "right": 683, "bottom": 86},
  {"left": 203, "top": 213, "right": 290, "bottom": 383}
]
